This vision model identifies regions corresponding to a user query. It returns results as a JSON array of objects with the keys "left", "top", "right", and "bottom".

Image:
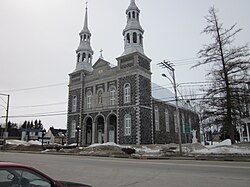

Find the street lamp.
[
  {"left": 41, "top": 130, "right": 46, "bottom": 148},
  {"left": 76, "top": 126, "right": 80, "bottom": 147},
  {"left": 159, "top": 61, "right": 182, "bottom": 156}
]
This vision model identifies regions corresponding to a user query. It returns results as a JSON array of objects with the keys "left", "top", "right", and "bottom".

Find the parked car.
[{"left": 0, "top": 162, "right": 92, "bottom": 187}]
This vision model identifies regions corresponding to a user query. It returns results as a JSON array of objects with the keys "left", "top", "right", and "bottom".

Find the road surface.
[{"left": 0, "top": 152, "right": 250, "bottom": 187}]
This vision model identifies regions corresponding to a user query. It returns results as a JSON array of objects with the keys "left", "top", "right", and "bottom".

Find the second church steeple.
[
  {"left": 75, "top": 3, "right": 94, "bottom": 72},
  {"left": 122, "top": 0, "right": 144, "bottom": 56}
]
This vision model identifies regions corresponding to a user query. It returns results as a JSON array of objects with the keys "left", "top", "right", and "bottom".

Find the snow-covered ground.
[
  {"left": 82, "top": 139, "right": 250, "bottom": 156},
  {"left": 6, "top": 140, "right": 42, "bottom": 146},
  {"left": 4, "top": 139, "right": 250, "bottom": 156}
]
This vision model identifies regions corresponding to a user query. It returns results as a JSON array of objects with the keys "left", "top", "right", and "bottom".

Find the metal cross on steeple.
[{"left": 99, "top": 48, "right": 104, "bottom": 59}]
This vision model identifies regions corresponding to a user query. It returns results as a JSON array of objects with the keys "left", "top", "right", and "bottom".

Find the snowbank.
[{"left": 6, "top": 140, "right": 41, "bottom": 146}]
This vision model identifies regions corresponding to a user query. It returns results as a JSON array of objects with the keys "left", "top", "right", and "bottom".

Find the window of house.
[
  {"left": 132, "top": 11, "right": 135, "bottom": 18},
  {"left": 72, "top": 95, "right": 77, "bottom": 112},
  {"left": 155, "top": 106, "right": 160, "bottom": 131},
  {"left": 97, "top": 90, "right": 103, "bottom": 105},
  {"left": 87, "top": 91, "right": 92, "bottom": 109},
  {"left": 165, "top": 109, "right": 170, "bottom": 132},
  {"left": 124, "top": 114, "right": 131, "bottom": 136},
  {"left": 71, "top": 121, "right": 76, "bottom": 138},
  {"left": 124, "top": 83, "right": 131, "bottom": 104},
  {"left": 109, "top": 87, "right": 116, "bottom": 105}
]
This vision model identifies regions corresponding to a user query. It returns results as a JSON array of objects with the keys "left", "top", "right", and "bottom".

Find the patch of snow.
[
  {"left": 28, "top": 140, "right": 42, "bottom": 145},
  {"left": 88, "top": 142, "right": 124, "bottom": 148},
  {"left": 6, "top": 140, "right": 30, "bottom": 146},
  {"left": 205, "top": 139, "right": 231, "bottom": 148}
]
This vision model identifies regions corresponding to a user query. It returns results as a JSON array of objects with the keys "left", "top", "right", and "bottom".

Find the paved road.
[{"left": 1, "top": 152, "right": 250, "bottom": 187}]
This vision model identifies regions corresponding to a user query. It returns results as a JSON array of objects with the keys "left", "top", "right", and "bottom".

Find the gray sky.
[{"left": 0, "top": 0, "right": 249, "bottom": 130}]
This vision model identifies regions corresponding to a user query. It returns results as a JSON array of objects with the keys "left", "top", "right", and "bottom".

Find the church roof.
[{"left": 152, "top": 82, "right": 175, "bottom": 103}]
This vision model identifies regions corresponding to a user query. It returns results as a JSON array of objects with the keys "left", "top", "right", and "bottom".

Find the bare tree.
[{"left": 193, "top": 7, "right": 250, "bottom": 143}]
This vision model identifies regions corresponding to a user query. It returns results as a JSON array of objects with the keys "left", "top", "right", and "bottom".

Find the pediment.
[{"left": 93, "top": 58, "right": 111, "bottom": 69}]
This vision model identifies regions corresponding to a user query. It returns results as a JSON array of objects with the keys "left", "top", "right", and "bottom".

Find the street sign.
[{"left": 184, "top": 123, "right": 190, "bottom": 134}]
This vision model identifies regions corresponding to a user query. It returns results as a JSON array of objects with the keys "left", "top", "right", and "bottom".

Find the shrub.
[{"left": 122, "top": 147, "right": 135, "bottom": 155}]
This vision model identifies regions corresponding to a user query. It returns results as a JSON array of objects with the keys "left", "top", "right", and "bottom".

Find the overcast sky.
[{"left": 0, "top": 0, "right": 249, "bottom": 130}]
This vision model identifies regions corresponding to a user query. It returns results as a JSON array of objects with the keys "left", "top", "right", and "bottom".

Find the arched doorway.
[
  {"left": 96, "top": 116, "right": 104, "bottom": 143},
  {"left": 86, "top": 117, "right": 92, "bottom": 145},
  {"left": 108, "top": 114, "right": 117, "bottom": 143}
]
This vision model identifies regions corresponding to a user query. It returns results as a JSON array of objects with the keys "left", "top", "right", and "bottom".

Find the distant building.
[
  {"left": 20, "top": 128, "right": 44, "bottom": 142},
  {"left": 67, "top": 0, "right": 199, "bottom": 146},
  {"left": 45, "top": 127, "right": 67, "bottom": 145}
]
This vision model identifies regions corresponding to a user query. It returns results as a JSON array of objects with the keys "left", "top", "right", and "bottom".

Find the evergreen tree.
[{"left": 193, "top": 7, "right": 250, "bottom": 143}]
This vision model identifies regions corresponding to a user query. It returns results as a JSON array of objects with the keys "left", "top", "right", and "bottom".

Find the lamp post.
[
  {"left": 41, "top": 130, "right": 46, "bottom": 148},
  {"left": 76, "top": 126, "right": 80, "bottom": 147},
  {"left": 158, "top": 60, "right": 182, "bottom": 156}
]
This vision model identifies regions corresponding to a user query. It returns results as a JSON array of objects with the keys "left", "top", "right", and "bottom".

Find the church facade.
[{"left": 67, "top": 0, "right": 199, "bottom": 146}]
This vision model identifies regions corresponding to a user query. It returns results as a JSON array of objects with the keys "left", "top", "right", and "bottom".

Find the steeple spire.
[
  {"left": 122, "top": 0, "right": 144, "bottom": 56},
  {"left": 75, "top": 2, "right": 94, "bottom": 72}
]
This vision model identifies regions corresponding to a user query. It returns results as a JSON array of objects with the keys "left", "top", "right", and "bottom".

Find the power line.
[
  {"left": 10, "top": 102, "right": 67, "bottom": 109},
  {"left": 0, "top": 82, "right": 67, "bottom": 93}
]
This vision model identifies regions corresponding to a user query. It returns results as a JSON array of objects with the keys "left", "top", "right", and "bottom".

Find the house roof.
[{"left": 49, "top": 127, "right": 67, "bottom": 137}]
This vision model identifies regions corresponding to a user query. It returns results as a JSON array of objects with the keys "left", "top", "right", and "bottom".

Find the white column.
[
  {"left": 92, "top": 122, "right": 96, "bottom": 144},
  {"left": 104, "top": 121, "right": 108, "bottom": 143}
]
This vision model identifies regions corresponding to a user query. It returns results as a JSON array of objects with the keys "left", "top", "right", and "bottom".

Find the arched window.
[
  {"left": 133, "top": 32, "right": 137, "bottom": 43},
  {"left": 128, "top": 12, "right": 131, "bottom": 19},
  {"left": 86, "top": 91, "right": 92, "bottom": 109},
  {"left": 132, "top": 11, "right": 135, "bottom": 18},
  {"left": 77, "top": 53, "right": 80, "bottom": 62},
  {"left": 84, "top": 34, "right": 87, "bottom": 41},
  {"left": 139, "top": 34, "right": 143, "bottom": 45},
  {"left": 71, "top": 120, "right": 76, "bottom": 138},
  {"left": 124, "top": 114, "right": 131, "bottom": 136},
  {"left": 88, "top": 54, "right": 91, "bottom": 63},
  {"left": 124, "top": 83, "right": 131, "bottom": 104},
  {"left": 72, "top": 95, "right": 77, "bottom": 112},
  {"left": 155, "top": 106, "right": 159, "bottom": 131},
  {"left": 126, "top": 33, "right": 130, "bottom": 44},
  {"left": 137, "top": 13, "right": 139, "bottom": 20},
  {"left": 82, "top": 53, "right": 86, "bottom": 62},
  {"left": 109, "top": 87, "right": 116, "bottom": 105},
  {"left": 97, "top": 90, "right": 103, "bottom": 105},
  {"left": 165, "top": 109, "right": 169, "bottom": 132}
]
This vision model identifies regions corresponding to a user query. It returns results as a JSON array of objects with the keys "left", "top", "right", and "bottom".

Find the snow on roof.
[{"left": 151, "top": 82, "right": 175, "bottom": 102}]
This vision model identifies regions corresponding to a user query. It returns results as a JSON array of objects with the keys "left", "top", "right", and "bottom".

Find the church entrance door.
[
  {"left": 96, "top": 116, "right": 104, "bottom": 143},
  {"left": 108, "top": 114, "right": 117, "bottom": 143},
  {"left": 86, "top": 117, "right": 92, "bottom": 145}
]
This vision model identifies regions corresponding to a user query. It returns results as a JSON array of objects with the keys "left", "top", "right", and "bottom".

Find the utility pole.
[
  {"left": 158, "top": 60, "right": 182, "bottom": 156},
  {"left": 0, "top": 93, "right": 10, "bottom": 141}
]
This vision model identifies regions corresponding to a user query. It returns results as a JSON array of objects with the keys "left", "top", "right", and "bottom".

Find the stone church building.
[{"left": 67, "top": 0, "right": 199, "bottom": 146}]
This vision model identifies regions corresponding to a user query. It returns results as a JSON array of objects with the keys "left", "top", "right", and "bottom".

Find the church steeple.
[
  {"left": 122, "top": 0, "right": 144, "bottom": 56},
  {"left": 75, "top": 3, "right": 94, "bottom": 72}
]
